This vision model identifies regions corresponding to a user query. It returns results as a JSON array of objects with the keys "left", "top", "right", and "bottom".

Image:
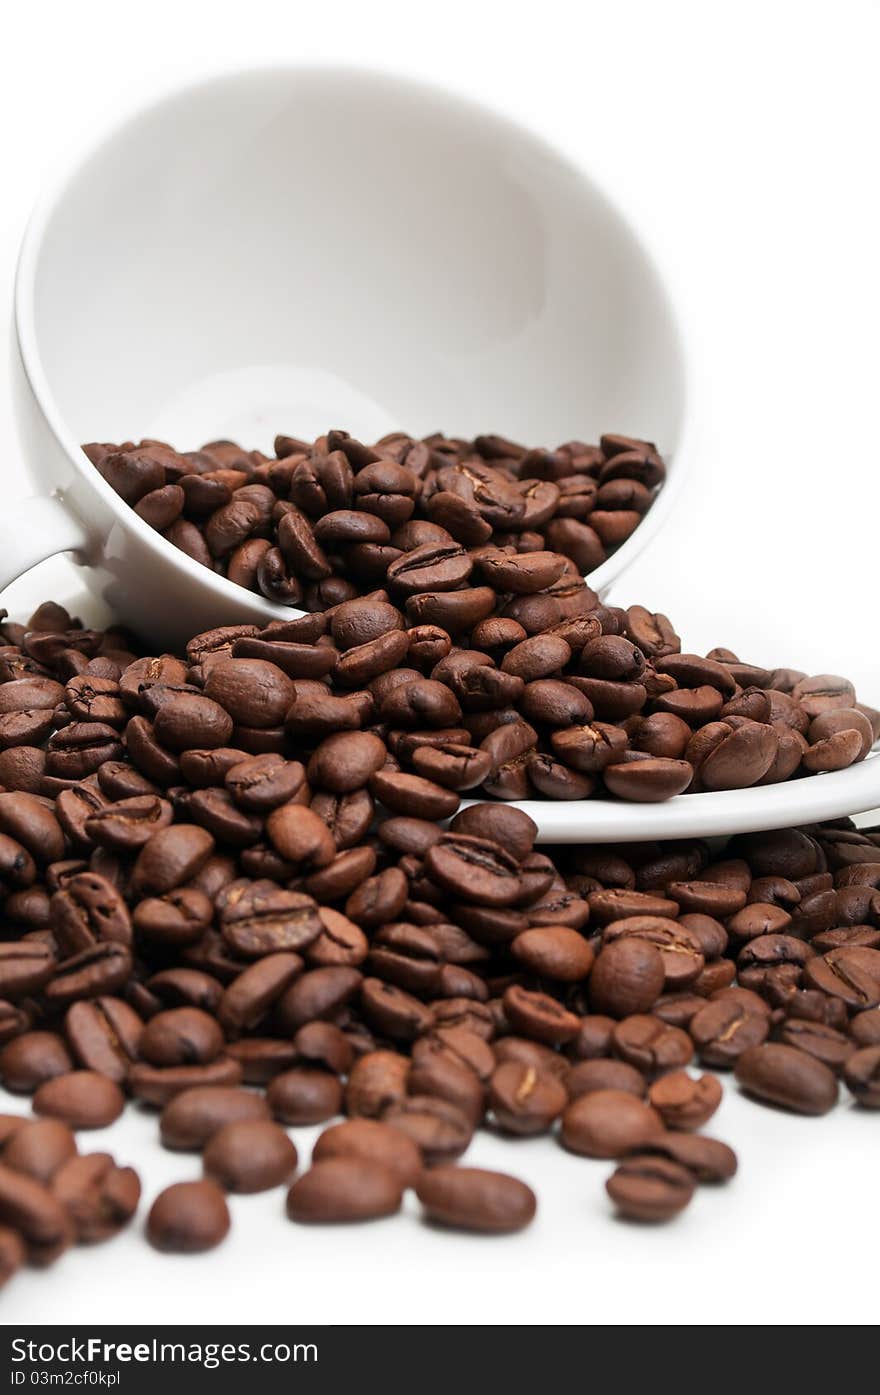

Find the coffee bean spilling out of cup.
[
  {"left": 0, "top": 602, "right": 877, "bottom": 1279},
  {"left": 83, "top": 428, "right": 666, "bottom": 606},
  {"left": 24, "top": 487, "right": 880, "bottom": 809}
]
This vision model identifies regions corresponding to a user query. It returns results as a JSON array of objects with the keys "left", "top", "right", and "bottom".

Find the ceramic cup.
[{"left": 10, "top": 64, "right": 688, "bottom": 649}]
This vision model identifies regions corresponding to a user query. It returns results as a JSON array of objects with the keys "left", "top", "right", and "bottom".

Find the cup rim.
[{"left": 14, "top": 58, "right": 693, "bottom": 619}]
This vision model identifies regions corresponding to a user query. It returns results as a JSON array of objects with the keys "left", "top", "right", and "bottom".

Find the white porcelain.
[
  {"left": 10, "top": 63, "right": 689, "bottom": 649},
  {"left": 459, "top": 756, "right": 880, "bottom": 842}
]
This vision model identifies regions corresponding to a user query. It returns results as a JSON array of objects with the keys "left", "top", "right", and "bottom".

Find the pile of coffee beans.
[
  {"left": 83, "top": 427, "right": 667, "bottom": 604},
  {"left": 27, "top": 538, "right": 878, "bottom": 810},
  {"left": 0, "top": 602, "right": 877, "bottom": 1283}
]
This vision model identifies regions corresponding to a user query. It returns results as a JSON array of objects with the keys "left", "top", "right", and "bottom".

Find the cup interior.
[{"left": 26, "top": 66, "right": 686, "bottom": 462}]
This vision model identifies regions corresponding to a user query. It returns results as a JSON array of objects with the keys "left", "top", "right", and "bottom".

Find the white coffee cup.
[{"left": 10, "top": 64, "right": 689, "bottom": 650}]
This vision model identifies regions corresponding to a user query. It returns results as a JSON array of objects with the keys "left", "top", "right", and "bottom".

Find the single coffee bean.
[
  {"left": 690, "top": 998, "right": 769, "bottom": 1068},
  {"left": 488, "top": 1062, "right": 567, "bottom": 1135},
  {"left": 44, "top": 943, "right": 133, "bottom": 1007},
  {"left": 611, "top": 1015, "right": 694, "bottom": 1076},
  {"left": 560, "top": 1089, "right": 664, "bottom": 1158},
  {"left": 648, "top": 1070, "right": 723, "bottom": 1129},
  {"left": 147, "top": 1179, "right": 230, "bottom": 1252},
  {"left": 382, "top": 1096, "right": 473, "bottom": 1164},
  {"left": 843, "top": 1045, "right": 880, "bottom": 1108},
  {"left": 501, "top": 985, "right": 581, "bottom": 1045},
  {"left": 416, "top": 1165, "right": 536, "bottom": 1234},
  {"left": 286, "top": 1157, "right": 403, "bottom": 1223},
  {"left": 589, "top": 939, "right": 665, "bottom": 1018},
  {"left": 218, "top": 953, "right": 304, "bottom": 1036},
  {"left": 606, "top": 1154, "right": 696, "bottom": 1221},
  {"left": 51, "top": 1152, "right": 141, "bottom": 1241},
  {"left": 565, "top": 1058, "right": 646, "bottom": 1100},
  {"left": 0, "top": 1161, "right": 73, "bottom": 1266},
  {"left": 160, "top": 1085, "right": 270, "bottom": 1150},
  {"left": 511, "top": 925, "right": 594, "bottom": 981},
  {"left": 33, "top": 1071, "right": 124, "bottom": 1129},
  {"left": 64, "top": 997, "right": 143, "bottom": 1083},
  {"left": 3, "top": 1119, "right": 77, "bottom": 1185},
  {"left": 803, "top": 946, "right": 880, "bottom": 1010},
  {"left": 267, "top": 1068, "right": 344, "bottom": 1125},
  {"left": 776, "top": 1018, "right": 853, "bottom": 1072},
  {"left": 0, "top": 942, "right": 55, "bottom": 1000},
  {"left": 131, "top": 825, "right": 215, "bottom": 897},
  {"left": 0, "top": 1225, "right": 25, "bottom": 1287},
  {"left": 138, "top": 1008, "right": 225, "bottom": 1068},
  {"left": 313, "top": 1118, "right": 423, "bottom": 1189},
  {"left": 0, "top": 1032, "right": 73, "bottom": 1093},
  {"left": 851, "top": 1008, "right": 880, "bottom": 1046},
  {"left": 127, "top": 1058, "right": 244, "bottom": 1107},
  {"left": 203, "top": 1119, "right": 299, "bottom": 1191},
  {"left": 734, "top": 1043, "right": 838, "bottom": 1115},
  {"left": 642, "top": 1132, "right": 738, "bottom": 1183}
]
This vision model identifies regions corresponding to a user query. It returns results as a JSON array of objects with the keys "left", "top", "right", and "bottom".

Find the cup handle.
[{"left": 0, "top": 495, "right": 89, "bottom": 591}]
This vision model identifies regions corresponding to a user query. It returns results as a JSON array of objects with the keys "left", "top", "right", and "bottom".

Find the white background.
[{"left": 1, "top": 0, "right": 879, "bottom": 1327}]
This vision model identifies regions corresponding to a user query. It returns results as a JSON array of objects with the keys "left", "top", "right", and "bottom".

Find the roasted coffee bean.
[
  {"left": 147, "top": 1179, "right": 230, "bottom": 1252},
  {"left": 603, "top": 916, "right": 704, "bottom": 988},
  {"left": 502, "top": 985, "right": 580, "bottom": 1045},
  {"left": 560, "top": 1089, "right": 664, "bottom": 1158},
  {"left": 0, "top": 1225, "right": 26, "bottom": 1286},
  {"left": 131, "top": 825, "right": 215, "bottom": 897},
  {"left": 842, "top": 1045, "right": 880, "bottom": 1107},
  {"left": 219, "top": 954, "right": 304, "bottom": 1036},
  {"left": 642, "top": 1132, "right": 738, "bottom": 1183},
  {"left": 488, "top": 1062, "right": 567, "bottom": 1134},
  {"left": 735, "top": 1043, "right": 838, "bottom": 1115},
  {"left": 44, "top": 943, "right": 133, "bottom": 1006},
  {"left": 0, "top": 1032, "right": 73, "bottom": 1093},
  {"left": 382, "top": 1095, "right": 473, "bottom": 1164},
  {"left": 803, "top": 946, "right": 880, "bottom": 1009},
  {"left": 265, "top": 804, "right": 336, "bottom": 869},
  {"left": 648, "top": 1070, "right": 723, "bottom": 1129},
  {"left": 267, "top": 1068, "right": 344, "bottom": 1125},
  {"left": 3, "top": 1119, "right": 77, "bottom": 1185},
  {"left": 127, "top": 1058, "right": 244, "bottom": 1107},
  {"left": 64, "top": 997, "right": 142, "bottom": 1082},
  {"left": 312, "top": 1119, "right": 422, "bottom": 1189},
  {"left": 407, "top": 1050, "right": 485, "bottom": 1125},
  {"left": 0, "top": 1161, "right": 73, "bottom": 1266},
  {"left": 50, "top": 1151, "right": 140, "bottom": 1242},
  {"left": 424, "top": 834, "right": 521, "bottom": 907},
  {"left": 203, "top": 1119, "right": 298, "bottom": 1191},
  {"left": 565, "top": 1058, "right": 646, "bottom": 1099},
  {"left": 611, "top": 1015, "right": 693, "bottom": 1075},
  {"left": 345, "top": 1051, "right": 410, "bottom": 1118},
  {"left": 274, "top": 966, "right": 362, "bottom": 1034},
  {"left": 159, "top": 1085, "right": 270, "bottom": 1150},
  {"left": 511, "top": 925, "right": 594, "bottom": 980},
  {"left": 0, "top": 942, "right": 55, "bottom": 1000},
  {"left": 589, "top": 939, "right": 665, "bottom": 1018},
  {"left": 138, "top": 1008, "right": 224, "bottom": 1068},
  {"left": 33, "top": 1071, "right": 125, "bottom": 1129},
  {"left": 416, "top": 1165, "right": 536, "bottom": 1233},
  {"left": 286, "top": 1157, "right": 403, "bottom": 1223},
  {"left": 50, "top": 873, "right": 133, "bottom": 954},
  {"left": 220, "top": 885, "right": 323, "bottom": 958},
  {"left": 690, "top": 998, "right": 769, "bottom": 1068},
  {"left": 776, "top": 1018, "right": 853, "bottom": 1071},
  {"left": 606, "top": 1155, "right": 695, "bottom": 1222},
  {"left": 851, "top": 1008, "right": 880, "bottom": 1046}
]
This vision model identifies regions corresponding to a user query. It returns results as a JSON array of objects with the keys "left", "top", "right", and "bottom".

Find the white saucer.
[{"left": 3, "top": 557, "right": 877, "bottom": 844}]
